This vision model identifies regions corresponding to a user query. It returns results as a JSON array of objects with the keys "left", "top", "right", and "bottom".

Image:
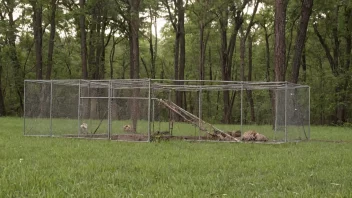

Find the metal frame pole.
[
  {"left": 23, "top": 81, "right": 26, "bottom": 135},
  {"left": 168, "top": 90, "right": 172, "bottom": 135},
  {"left": 198, "top": 88, "right": 202, "bottom": 140},
  {"left": 50, "top": 80, "right": 53, "bottom": 136},
  {"left": 108, "top": 80, "right": 112, "bottom": 139},
  {"left": 274, "top": 89, "right": 279, "bottom": 140},
  {"left": 78, "top": 80, "right": 81, "bottom": 137},
  {"left": 151, "top": 87, "right": 155, "bottom": 135},
  {"left": 308, "top": 87, "right": 311, "bottom": 140},
  {"left": 240, "top": 82, "right": 243, "bottom": 133},
  {"left": 284, "top": 82, "right": 288, "bottom": 142},
  {"left": 147, "top": 79, "right": 152, "bottom": 142}
]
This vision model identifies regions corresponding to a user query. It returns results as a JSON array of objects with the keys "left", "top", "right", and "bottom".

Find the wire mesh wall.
[{"left": 24, "top": 79, "right": 310, "bottom": 142}]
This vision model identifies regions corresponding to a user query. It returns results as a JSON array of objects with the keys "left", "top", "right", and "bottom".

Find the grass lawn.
[{"left": 1, "top": 117, "right": 352, "bottom": 197}]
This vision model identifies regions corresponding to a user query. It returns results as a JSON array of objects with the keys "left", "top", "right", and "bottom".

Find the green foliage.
[{"left": 0, "top": 0, "right": 351, "bottom": 125}]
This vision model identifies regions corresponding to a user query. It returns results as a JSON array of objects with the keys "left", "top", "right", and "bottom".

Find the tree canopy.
[{"left": 0, "top": 0, "right": 351, "bottom": 125}]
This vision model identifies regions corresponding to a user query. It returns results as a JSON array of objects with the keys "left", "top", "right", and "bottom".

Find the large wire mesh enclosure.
[{"left": 24, "top": 79, "right": 310, "bottom": 142}]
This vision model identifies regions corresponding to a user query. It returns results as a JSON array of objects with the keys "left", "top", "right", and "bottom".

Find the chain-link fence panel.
[
  {"left": 79, "top": 80, "right": 110, "bottom": 138},
  {"left": 51, "top": 80, "right": 79, "bottom": 136},
  {"left": 24, "top": 81, "right": 51, "bottom": 136},
  {"left": 110, "top": 80, "right": 151, "bottom": 141},
  {"left": 285, "top": 87, "right": 310, "bottom": 141}
]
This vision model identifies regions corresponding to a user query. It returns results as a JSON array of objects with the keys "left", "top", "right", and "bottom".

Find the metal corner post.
[
  {"left": 274, "top": 89, "right": 279, "bottom": 139},
  {"left": 78, "top": 80, "right": 81, "bottom": 137},
  {"left": 151, "top": 85, "right": 155, "bottom": 135},
  {"left": 23, "top": 81, "right": 26, "bottom": 135},
  {"left": 147, "top": 79, "right": 152, "bottom": 142},
  {"left": 198, "top": 87, "right": 202, "bottom": 140},
  {"left": 108, "top": 80, "right": 112, "bottom": 139},
  {"left": 240, "top": 82, "right": 243, "bottom": 133},
  {"left": 168, "top": 90, "right": 172, "bottom": 135},
  {"left": 308, "top": 87, "right": 311, "bottom": 140},
  {"left": 50, "top": 80, "right": 53, "bottom": 137},
  {"left": 284, "top": 82, "right": 288, "bottom": 142}
]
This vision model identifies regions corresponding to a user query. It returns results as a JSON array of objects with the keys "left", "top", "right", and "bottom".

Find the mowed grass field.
[{"left": 1, "top": 117, "right": 352, "bottom": 197}]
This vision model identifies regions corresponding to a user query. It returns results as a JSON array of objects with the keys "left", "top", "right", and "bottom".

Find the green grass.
[{"left": 1, "top": 117, "right": 352, "bottom": 197}]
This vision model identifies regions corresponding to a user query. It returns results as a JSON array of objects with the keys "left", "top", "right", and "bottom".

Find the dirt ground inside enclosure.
[
  {"left": 63, "top": 133, "right": 284, "bottom": 143},
  {"left": 64, "top": 133, "right": 221, "bottom": 141}
]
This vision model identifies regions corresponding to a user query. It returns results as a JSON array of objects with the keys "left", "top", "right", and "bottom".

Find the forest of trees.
[{"left": 0, "top": 0, "right": 351, "bottom": 125}]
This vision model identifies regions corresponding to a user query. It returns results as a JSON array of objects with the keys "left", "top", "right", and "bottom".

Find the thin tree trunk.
[
  {"left": 219, "top": 1, "right": 249, "bottom": 124},
  {"left": 32, "top": 1, "right": 43, "bottom": 79},
  {"left": 291, "top": 0, "right": 313, "bottom": 83},
  {"left": 46, "top": 0, "right": 57, "bottom": 80},
  {"left": 148, "top": 5, "right": 157, "bottom": 79},
  {"left": 219, "top": 10, "right": 230, "bottom": 123},
  {"left": 79, "top": 0, "right": 88, "bottom": 79},
  {"left": 274, "top": 0, "right": 288, "bottom": 81},
  {"left": 88, "top": 4, "right": 98, "bottom": 79},
  {"left": 302, "top": 48, "right": 307, "bottom": 82},
  {"left": 240, "top": 32, "right": 245, "bottom": 82},
  {"left": 6, "top": 1, "right": 24, "bottom": 112},
  {"left": 178, "top": 0, "right": 186, "bottom": 110},
  {"left": 263, "top": 24, "right": 275, "bottom": 127},
  {"left": 199, "top": 25, "right": 209, "bottom": 83},
  {"left": 247, "top": 36, "right": 255, "bottom": 122}
]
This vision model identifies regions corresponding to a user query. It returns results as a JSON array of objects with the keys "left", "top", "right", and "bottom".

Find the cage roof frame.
[{"left": 24, "top": 79, "right": 309, "bottom": 90}]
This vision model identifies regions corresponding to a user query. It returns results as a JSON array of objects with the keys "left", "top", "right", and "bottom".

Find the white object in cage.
[{"left": 80, "top": 123, "right": 88, "bottom": 134}]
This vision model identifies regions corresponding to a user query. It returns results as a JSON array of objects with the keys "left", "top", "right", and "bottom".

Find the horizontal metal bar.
[
  {"left": 80, "top": 96, "right": 159, "bottom": 100},
  {"left": 24, "top": 79, "right": 310, "bottom": 90}
]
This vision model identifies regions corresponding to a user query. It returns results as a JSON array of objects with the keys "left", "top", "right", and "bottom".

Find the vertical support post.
[
  {"left": 240, "top": 82, "right": 243, "bottom": 134},
  {"left": 168, "top": 90, "right": 172, "bottom": 135},
  {"left": 78, "top": 80, "right": 81, "bottom": 137},
  {"left": 308, "top": 87, "right": 311, "bottom": 140},
  {"left": 151, "top": 87, "right": 155, "bottom": 135},
  {"left": 88, "top": 81, "right": 91, "bottom": 134},
  {"left": 274, "top": 89, "right": 279, "bottom": 140},
  {"left": 50, "top": 80, "right": 53, "bottom": 136},
  {"left": 108, "top": 80, "right": 112, "bottom": 139},
  {"left": 147, "top": 79, "right": 152, "bottom": 142},
  {"left": 23, "top": 81, "right": 26, "bottom": 135},
  {"left": 284, "top": 82, "right": 288, "bottom": 142},
  {"left": 198, "top": 88, "right": 202, "bottom": 140}
]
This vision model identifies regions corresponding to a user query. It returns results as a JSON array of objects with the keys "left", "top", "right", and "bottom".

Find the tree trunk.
[
  {"left": 148, "top": 5, "right": 157, "bottom": 79},
  {"left": 274, "top": 0, "right": 288, "bottom": 81},
  {"left": 46, "top": 0, "right": 57, "bottom": 80},
  {"left": 79, "top": 0, "right": 88, "bottom": 79},
  {"left": 7, "top": 0, "right": 24, "bottom": 113},
  {"left": 302, "top": 48, "right": 307, "bottom": 82},
  {"left": 240, "top": 32, "right": 245, "bottom": 82},
  {"left": 263, "top": 24, "right": 275, "bottom": 127},
  {"left": 32, "top": 1, "right": 43, "bottom": 79},
  {"left": 291, "top": 0, "right": 313, "bottom": 83},
  {"left": 178, "top": 0, "right": 186, "bottom": 110},
  {"left": 199, "top": 24, "right": 209, "bottom": 83},
  {"left": 219, "top": 10, "right": 230, "bottom": 123},
  {"left": 88, "top": 4, "right": 98, "bottom": 79},
  {"left": 218, "top": 1, "right": 249, "bottom": 124},
  {"left": 128, "top": 0, "right": 141, "bottom": 132},
  {"left": 247, "top": 36, "right": 255, "bottom": 122},
  {"left": 174, "top": 31, "right": 180, "bottom": 108}
]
